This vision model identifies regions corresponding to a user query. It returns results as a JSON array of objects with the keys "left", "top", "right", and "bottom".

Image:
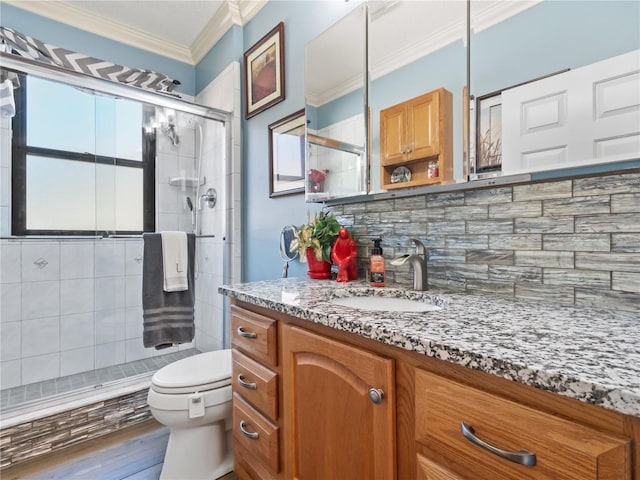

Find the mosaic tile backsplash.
[{"left": 328, "top": 171, "right": 640, "bottom": 312}]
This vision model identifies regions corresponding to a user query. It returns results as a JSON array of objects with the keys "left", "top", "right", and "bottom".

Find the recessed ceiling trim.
[{"left": 3, "top": 0, "right": 194, "bottom": 64}]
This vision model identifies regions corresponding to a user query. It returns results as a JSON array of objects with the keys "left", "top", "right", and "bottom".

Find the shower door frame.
[{"left": 0, "top": 53, "right": 236, "bottom": 414}]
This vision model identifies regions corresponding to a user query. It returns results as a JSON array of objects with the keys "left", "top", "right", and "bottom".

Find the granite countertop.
[{"left": 219, "top": 278, "right": 640, "bottom": 418}]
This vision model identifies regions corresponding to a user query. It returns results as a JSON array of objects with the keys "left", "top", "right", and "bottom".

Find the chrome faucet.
[{"left": 391, "top": 238, "right": 428, "bottom": 290}]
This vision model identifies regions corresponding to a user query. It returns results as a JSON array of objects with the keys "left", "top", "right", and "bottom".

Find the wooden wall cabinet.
[{"left": 380, "top": 87, "right": 453, "bottom": 190}]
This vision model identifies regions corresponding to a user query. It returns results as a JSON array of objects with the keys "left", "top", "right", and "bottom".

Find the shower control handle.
[
  {"left": 237, "top": 374, "right": 257, "bottom": 390},
  {"left": 239, "top": 420, "right": 259, "bottom": 440},
  {"left": 237, "top": 326, "right": 257, "bottom": 339}
]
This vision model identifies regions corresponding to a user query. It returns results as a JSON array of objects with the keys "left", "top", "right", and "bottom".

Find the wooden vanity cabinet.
[
  {"left": 380, "top": 87, "right": 453, "bottom": 190},
  {"left": 281, "top": 324, "right": 396, "bottom": 480},
  {"left": 229, "top": 300, "right": 639, "bottom": 480},
  {"left": 230, "top": 305, "right": 282, "bottom": 480}
]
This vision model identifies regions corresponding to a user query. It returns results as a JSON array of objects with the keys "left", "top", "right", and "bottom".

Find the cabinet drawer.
[
  {"left": 415, "top": 369, "right": 631, "bottom": 480},
  {"left": 232, "top": 349, "right": 278, "bottom": 419},
  {"left": 233, "top": 392, "right": 279, "bottom": 473},
  {"left": 234, "top": 442, "right": 275, "bottom": 480},
  {"left": 417, "top": 453, "right": 467, "bottom": 480},
  {"left": 231, "top": 305, "right": 277, "bottom": 366}
]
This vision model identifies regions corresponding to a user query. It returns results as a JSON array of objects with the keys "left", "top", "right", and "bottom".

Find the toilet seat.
[{"left": 151, "top": 349, "right": 232, "bottom": 395}]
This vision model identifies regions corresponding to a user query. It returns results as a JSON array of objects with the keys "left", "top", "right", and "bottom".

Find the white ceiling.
[
  {"left": 64, "top": 1, "right": 226, "bottom": 46},
  {"left": 3, "top": 0, "right": 267, "bottom": 64}
]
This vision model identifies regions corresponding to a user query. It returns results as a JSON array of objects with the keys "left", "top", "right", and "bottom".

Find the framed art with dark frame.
[
  {"left": 475, "top": 90, "right": 503, "bottom": 173},
  {"left": 244, "top": 22, "right": 285, "bottom": 119},
  {"left": 269, "top": 109, "right": 306, "bottom": 197}
]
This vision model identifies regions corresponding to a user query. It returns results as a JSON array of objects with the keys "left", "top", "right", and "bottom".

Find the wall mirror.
[
  {"left": 304, "top": 3, "right": 368, "bottom": 203},
  {"left": 304, "top": 0, "right": 639, "bottom": 203},
  {"left": 368, "top": 0, "right": 468, "bottom": 192},
  {"left": 304, "top": 1, "right": 469, "bottom": 202},
  {"left": 469, "top": 0, "right": 639, "bottom": 180},
  {"left": 269, "top": 109, "right": 306, "bottom": 197}
]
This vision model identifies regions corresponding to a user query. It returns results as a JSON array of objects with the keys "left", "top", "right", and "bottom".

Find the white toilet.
[{"left": 147, "top": 349, "right": 233, "bottom": 480}]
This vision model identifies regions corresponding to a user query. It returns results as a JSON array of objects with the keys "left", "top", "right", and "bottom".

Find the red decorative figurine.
[{"left": 331, "top": 227, "right": 358, "bottom": 282}]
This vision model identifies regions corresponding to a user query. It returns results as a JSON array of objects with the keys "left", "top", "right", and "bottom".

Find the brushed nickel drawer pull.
[
  {"left": 237, "top": 373, "right": 257, "bottom": 390},
  {"left": 237, "top": 326, "right": 257, "bottom": 339},
  {"left": 460, "top": 421, "right": 536, "bottom": 467},
  {"left": 239, "top": 420, "right": 259, "bottom": 439}
]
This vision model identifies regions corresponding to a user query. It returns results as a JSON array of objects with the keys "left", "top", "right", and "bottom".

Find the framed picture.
[
  {"left": 269, "top": 109, "right": 306, "bottom": 197},
  {"left": 476, "top": 91, "right": 503, "bottom": 172},
  {"left": 244, "top": 22, "right": 285, "bottom": 119}
]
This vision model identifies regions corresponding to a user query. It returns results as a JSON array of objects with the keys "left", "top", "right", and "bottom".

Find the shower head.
[
  {"left": 186, "top": 197, "right": 193, "bottom": 211},
  {"left": 161, "top": 122, "right": 179, "bottom": 146}
]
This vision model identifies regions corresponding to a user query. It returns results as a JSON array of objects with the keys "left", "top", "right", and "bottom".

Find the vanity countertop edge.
[{"left": 219, "top": 278, "right": 640, "bottom": 418}]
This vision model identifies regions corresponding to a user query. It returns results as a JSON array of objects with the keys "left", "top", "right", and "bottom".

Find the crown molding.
[
  {"left": 3, "top": 0, "right": 193, "bottom": 63},
  {"left": 307, "top": 72, "right": 363, "bottom": 108},
  {"left": 4, "top": 0, "right": 268, "bottom": 66},
  {"left": 471, "top": 0, "right": 543, "bottom": 33},
  {"left": 371, "top": 20, "right": 465, "bottom": 83},
  {"left": 191, "top": 0, "right": 267, "bottom": 64}
]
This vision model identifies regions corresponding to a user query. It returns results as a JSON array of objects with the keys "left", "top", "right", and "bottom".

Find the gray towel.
[{"left": 142, "top": 233, "right": 195, "bottom": 349}]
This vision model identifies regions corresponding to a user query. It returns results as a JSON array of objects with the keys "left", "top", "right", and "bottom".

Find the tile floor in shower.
[{"left": 0, "top": 349, "right": 198, "bottom": 410}]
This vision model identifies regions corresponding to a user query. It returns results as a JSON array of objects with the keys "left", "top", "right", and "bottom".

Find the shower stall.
[{"left": 0, "top": 55, "right": 240, "bottom": 432}]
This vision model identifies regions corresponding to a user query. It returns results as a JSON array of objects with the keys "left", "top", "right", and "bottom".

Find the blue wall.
[
  {"left": 470, "top": 0, "right": 640, "bottom": 97},
  {"left": 196, "top": 25, "right": 243, "bottom": 94},
  {"left": 238, "top": 0, "right": 361, "bottom": 281}
]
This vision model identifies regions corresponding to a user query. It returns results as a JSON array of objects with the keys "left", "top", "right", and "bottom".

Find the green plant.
[{"left": 291, "top": 211, "right": 341, "bottom": 263}]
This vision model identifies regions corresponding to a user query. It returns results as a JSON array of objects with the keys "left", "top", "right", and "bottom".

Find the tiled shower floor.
[{"left": 0, "top": 349, "right": 198, "bottom": 411}]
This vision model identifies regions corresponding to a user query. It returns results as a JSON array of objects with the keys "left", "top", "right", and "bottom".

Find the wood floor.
[{"left": 1, "top": 420, "right": 237, "bottom": 480}]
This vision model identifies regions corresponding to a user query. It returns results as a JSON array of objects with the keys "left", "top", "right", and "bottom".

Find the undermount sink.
[{"left": 328, "top": 296, "right": 443, "bottom": 312}]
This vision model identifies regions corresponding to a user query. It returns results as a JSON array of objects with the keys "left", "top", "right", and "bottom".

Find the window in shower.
[{"left": 10, "top": 73, "right": 156, "bottom": 236}]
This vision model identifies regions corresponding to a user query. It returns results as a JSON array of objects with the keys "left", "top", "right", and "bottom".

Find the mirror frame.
[{"left": 269, "top": 109, "right": 306, "bottom": 197}]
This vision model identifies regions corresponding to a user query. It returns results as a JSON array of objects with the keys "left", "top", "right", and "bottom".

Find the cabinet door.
[
  {"left": 282, "top": 325, "right": 395, "bottom": 480},
  {"left": 380, "top": 103, "right": 408, "bottom": 166},
  {"left": 407, "top": 91, "right": 439, "bottom": 161}
]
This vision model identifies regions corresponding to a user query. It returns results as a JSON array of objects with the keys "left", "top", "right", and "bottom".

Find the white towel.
[
  {"left": 0, "top": 79, "right": 15, "bottom": 118},
  {"left": 161, "top": 231, "right": 189, "bottom": 292}
]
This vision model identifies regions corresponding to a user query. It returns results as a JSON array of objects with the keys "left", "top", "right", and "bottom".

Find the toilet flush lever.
[{"left": 189, "top": 392, "right": 205, "bottom": 419}]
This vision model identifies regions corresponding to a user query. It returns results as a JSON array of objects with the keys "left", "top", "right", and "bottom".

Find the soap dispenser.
[{"left": 370, "top": 238, "right": 386, "bottom": 287}]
